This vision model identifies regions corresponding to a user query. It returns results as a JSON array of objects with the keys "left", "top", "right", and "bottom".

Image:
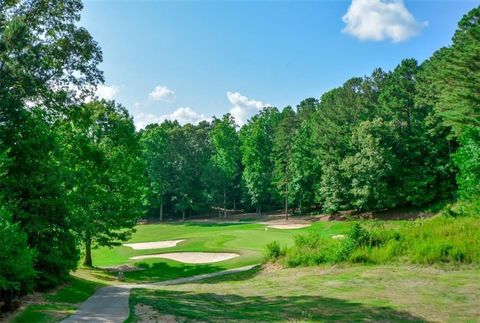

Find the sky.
[{"left": 80, "top": 0, "right": 480, "bottom": 129}]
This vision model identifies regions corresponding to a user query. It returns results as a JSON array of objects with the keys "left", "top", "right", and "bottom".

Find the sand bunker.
[
  {"left": 267, "top": 224, "right": 310, "bottom": 229},
  {"left": 123, "top": 240, "right": 184, "bottom": 250},
  {"left": 130, "top": 252, "right": 239, "bottom": 264}
]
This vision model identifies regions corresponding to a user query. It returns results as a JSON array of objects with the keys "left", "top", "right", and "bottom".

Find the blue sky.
[{"left": 81, "top": 0, "right": 480, "bottom": 128}]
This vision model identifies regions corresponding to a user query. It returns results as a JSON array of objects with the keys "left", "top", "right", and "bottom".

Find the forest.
[{"left": 1, "top": 0, "right": 479, "bottom": 316}]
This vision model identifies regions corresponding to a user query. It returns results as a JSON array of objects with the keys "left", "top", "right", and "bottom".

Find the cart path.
[{"left": 61, "top": 264, "right": 259, "bottom": 323}]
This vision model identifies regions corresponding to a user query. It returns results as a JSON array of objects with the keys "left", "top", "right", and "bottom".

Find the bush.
[
  {"left": 264, "top": 241, "right": 285, "bottom": 262},
  {"left": 276, "top": 215, "right": 480, "bottom": 268},
  {"left": 0, "top": 214, "right": 36, "bottom": 313},
  {"left": 453, "top": 127, "right": 480, "bottom": 200},
  {"left": 283, "top": 232, "right": 340, "bottom": 266}
]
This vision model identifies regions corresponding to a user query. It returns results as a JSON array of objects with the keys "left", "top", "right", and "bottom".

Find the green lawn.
[
  {"left": 13, "top": 219, "right": 479, "bottom": 322},
  {"left": 91, "top": 221, "right": 349, "bottom": 282},
  {"left": 12, "top": 277, "right": 105, "bottom": 323},
  {"left": 128, "top": 264, "right": 480, "bottom": 322}
]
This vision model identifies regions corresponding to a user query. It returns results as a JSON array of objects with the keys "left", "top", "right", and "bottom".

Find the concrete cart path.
[{"left": 61, "top": 264, "right": 258, "bottom": 323}]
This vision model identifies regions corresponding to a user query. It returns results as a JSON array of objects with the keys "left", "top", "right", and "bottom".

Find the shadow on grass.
[
  {"left": 125, "top": 262, "right": 226, "bottom": 282},
  {"left": 181, "top": 221, "right": 250, "bottom": 228},
  {"left": 131, "top": 289, "right": 427, "bottom": 322},
  {"left": 193, "top": 265, "right": 263, "bottom": 284}
]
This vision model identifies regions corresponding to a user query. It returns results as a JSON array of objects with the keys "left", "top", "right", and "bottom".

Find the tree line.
[
  {"left": 141, "top": 6, "right": 480, "bottom": 221},
  {"left": 1, "top": 0, "right": 479, "bottom": 315}
]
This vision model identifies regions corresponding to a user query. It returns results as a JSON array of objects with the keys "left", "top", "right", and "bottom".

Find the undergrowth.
[{"left": 266, "top": 212, "right": 480, "bottom": 267}]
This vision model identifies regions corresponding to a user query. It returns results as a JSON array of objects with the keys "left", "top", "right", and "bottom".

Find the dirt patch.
[
  {"left": 124, "top": 240, "right": 184, "bottom": 250},
  {"left": 130, "top": 252, "right": 239, "bottom": 264},
  {"left": 267, "top": 224, "right": 311, "bottom": 229}
]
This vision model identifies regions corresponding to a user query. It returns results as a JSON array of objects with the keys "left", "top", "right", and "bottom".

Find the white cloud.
[
  {"left": 96, "top": 84, "right": 119, "bottom": 100},
  {"left": 149, "top": 85, "right": 175, "bottom": 101},
  {"left": 342, "top": 0, "right": 427, "bottom": 42},
  {"left": 134, "top": 107, "right": 209, "bottom": 129},
  {"left": 227, "top": 91, "right": 269, "bottom": 126}
]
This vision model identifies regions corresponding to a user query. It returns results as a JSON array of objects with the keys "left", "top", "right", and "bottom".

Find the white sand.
[
  {"left": 130, "top": 252, "right": 239, "bottom": 264},
  {"left": 267, "top": 224, "right": 311, "bottom": 229},
  {"left": 123, "top": 240, "right": 184, "bottom": 250}
]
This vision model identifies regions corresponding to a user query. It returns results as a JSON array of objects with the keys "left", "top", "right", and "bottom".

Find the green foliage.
[
  {"left": 240, "top": 107, "right": 280, "bottom": 211},
  {"left": 432, "top": 7, "right": 480, "bottom": 135},
  {"left": 140, "top": 121, "right": 177, "bottom": 220},
  {"left": 210, "top": 114, "right": 242, "bottom": 215},
  {"left": 341, "top": 118, "right": 398, "bottom": 211},
  {"left": 65, "top": 100, "right": 147, "bottom": 266},
  {"left": 284, "top": 212, "right": 480, "bottom": 266},
  {"left": 0, "top": 0, "right": 102, "bottom": 293},
  {"left": 0, "top": 215, "right": 36, "bottom": 312},
  {"left": 279, "top": 216, "right": 480, "bottom": 267},
  {"left": 264, "top": 241, "right": 285, "bottom": 261},
  {"left": 453, "top": 127, "right": 480, "bottom": 200}
]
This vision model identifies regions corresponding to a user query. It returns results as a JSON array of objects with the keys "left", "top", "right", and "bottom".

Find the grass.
[
  {"left": 277, "top": 215, "right": 480, "bottom": 267},
  {"left": 11, "top": 277, "right": 105, "bottom": 323},
  {"left": 12, "top": 216, "right": 480, "bottom": 322},
  {"left": 128, "top": 264, "right": 480, "bottom": 322},
  {"left": 90, "top": 221, "right": 338, "bottom": 282}
]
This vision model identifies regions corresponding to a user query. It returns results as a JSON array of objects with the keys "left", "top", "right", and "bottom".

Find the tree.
[
  {"left": 272, "top": 107, "right": 298, "bottom": 219},
  {"left": 0, "top": 108, "right": 79, "bottom": 287},
  {"left": 140, "top": 122, "right": 176, "bottom": 221},
  {"left": 312, "top": 75, "right": 383, "bottom": 211},
  {"left": 296, "top": 98, "right": 318, "bottom": 122},
  {"left": 433, "top": 7, "right": 480, "bottom": 136},
  {"left": 210, "top": 114, "right": 241, "bottom": 217},
  {"left": 65, "top": 100, "right": 146, "bottom": 267},
  {"left": 0, "top": 0, "right": 102, "bottom": 286},
  {"left": 0, "top": 149, "right": 35, "bottom": 312},
  {"left": 169, "top": 124, "right": 196, "bottom": 220},
  {"left": 290, "top": 118, "right": 318, "bottom": 214},
  {"left": 240, "top": 107, "right": 280, "bottom": 214},
  {"left": 341, "top": 118, "right": 398, "bottom": 211},
  {"left": 0, "top": 214, "right": 36, "bottom": 312},
  {"left": 453, "top": 127, "right": 480, "bottom": 200}
]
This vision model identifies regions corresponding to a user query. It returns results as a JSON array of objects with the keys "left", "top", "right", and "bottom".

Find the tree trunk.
[
  {"left": 233, "top": 197, "right": 236, "bottom": 212},
  {"left": 182, "top": 210, "right": 185, "bottom": 221},
  {"left": 285, "top": 164, "right": 289, "bottom": 220},
  {"left": 223, "top": 188, "right": 227, "bottom": 218},
  {"left": 299, "top": 199, "right": 303, "bottom": 216},
  {"left": 285, "top": 181, "right": 289, "bottom": 221},
  {"left": 159, "top": 202, "right": 163, "bottom": 222},
  {"left": 83, "top": 237, "right": 92, "bottom": 267}
]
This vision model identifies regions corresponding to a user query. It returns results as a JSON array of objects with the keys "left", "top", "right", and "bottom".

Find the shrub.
[
  {"left": 285, "top": 234, "right": 339, "bottom": 266},
  {"left": 264, "top": 241, "right": 284, "bottom": 262},
  {"left": 0, "top": 214, "right": 36, "bottom": 313},
  {"left": 278, "top": 215, "right": 480, "bottom": 267}
]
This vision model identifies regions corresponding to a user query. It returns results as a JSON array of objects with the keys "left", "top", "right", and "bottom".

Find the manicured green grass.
[
  {"left": 91, "top": 221, "right": 347, "bottom": 282},
  {"left": 128, "top": 265, "right": 480, "bottom": 322},
  {"left": 12, "top": 277, "right": 105, "bottom": 323}
]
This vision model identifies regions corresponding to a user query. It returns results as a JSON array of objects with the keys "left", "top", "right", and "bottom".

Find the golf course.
[
  {"left": 9, "top": 215, "right": 480, "bottom": 322},
  {"left": 3, "top": 1, "right": 480, "bottom": 322}
]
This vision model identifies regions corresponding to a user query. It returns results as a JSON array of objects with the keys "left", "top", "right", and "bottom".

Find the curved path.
[{"left": 61, "top": 264, "right": 258, "bottom": 323}]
